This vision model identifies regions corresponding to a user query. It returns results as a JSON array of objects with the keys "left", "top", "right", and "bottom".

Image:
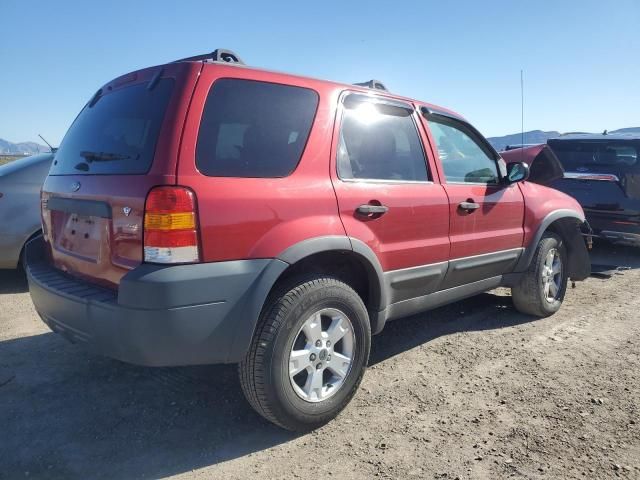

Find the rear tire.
[
  {"left": 512, "top": 233, "right": 568, "bottom": 317},
  {"left": 239, "top": 276, "right": 371, "bottom": 431}
]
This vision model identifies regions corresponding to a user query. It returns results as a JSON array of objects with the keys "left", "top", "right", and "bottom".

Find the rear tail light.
[
  {"left": 41, "top": 191, "right": 50, "bottom": 238},
  {"left": 143, "top": 186, "right": 200, "bottom": 264}
]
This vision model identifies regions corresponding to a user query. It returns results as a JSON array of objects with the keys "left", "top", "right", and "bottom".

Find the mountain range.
[
  {"left": 0, "top": 138, "right": 49, "bottom": 155},
  {"left": 487, "top": 127, "right": 640, "bottom": 151}
]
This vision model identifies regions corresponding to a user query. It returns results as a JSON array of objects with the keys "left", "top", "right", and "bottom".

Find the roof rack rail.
[
  {"left": 172, "top": 49, "right": 245, "bottom": 65},
  {"left": 353, "top": 79, "right": 388, "bottom": 91}
]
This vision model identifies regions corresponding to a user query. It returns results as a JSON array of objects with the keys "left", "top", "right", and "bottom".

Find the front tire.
[
  {"left": 239, "top": 276, "right": 371, "bottom": 431},
  {"left": 512, "top": 233, "right": 568, "bottom": 317}
]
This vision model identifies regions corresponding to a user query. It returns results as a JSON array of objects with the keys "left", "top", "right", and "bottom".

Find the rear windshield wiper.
[{"left": 79, "top": 151, "right": 134, "bottom": 162}]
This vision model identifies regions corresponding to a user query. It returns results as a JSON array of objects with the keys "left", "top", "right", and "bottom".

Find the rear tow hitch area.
[{"left": 581, "top": 220, "right": 594, "bottom": 250}]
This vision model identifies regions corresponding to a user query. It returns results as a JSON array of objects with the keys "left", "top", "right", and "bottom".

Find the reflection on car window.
[
  {"left": 428, "top": 118, "right": 499, "bottom": 184},
  {"left": 338, "top": 101, "right": 429, "bottom": 182}
]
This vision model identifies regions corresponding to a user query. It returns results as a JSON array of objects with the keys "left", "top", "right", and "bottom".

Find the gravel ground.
[{"left": 0, "top": 243, "right": 639, "bottom": 479}]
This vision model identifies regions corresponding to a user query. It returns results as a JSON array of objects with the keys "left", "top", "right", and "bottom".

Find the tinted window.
[
  {"left": 50, "top": 79, "right": 174, "bottom": 175},
  {"left": 338, "top": 100, "right": 428, "bottom": 181},
  {"left": 548, "top": 140, "right": 639, "bottom": 170},
  {"left": 428, "top": 118, "right": 499, "bottom": 184},
  {"left": 196, "top": 79, "right": 318, "bottom": 178}
]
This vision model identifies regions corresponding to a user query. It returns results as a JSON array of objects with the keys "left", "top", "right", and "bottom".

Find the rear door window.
[
  {"left": 50, "top": 79, "right": 174, "bottom": 175},
  {"left": 196, "top": 79, "right": 319, "bottom": 178},
  {"left": 337, "top": 98, "right": 429, "bottom": 182}
]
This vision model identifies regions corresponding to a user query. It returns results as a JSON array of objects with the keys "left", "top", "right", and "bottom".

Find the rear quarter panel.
[{"left": 177, "top": 66, "right": 347, "bottom": 261}]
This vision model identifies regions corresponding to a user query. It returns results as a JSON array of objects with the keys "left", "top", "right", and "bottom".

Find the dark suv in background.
[{"left": 547, "top": 133, "right": 640, "bottom": 246}]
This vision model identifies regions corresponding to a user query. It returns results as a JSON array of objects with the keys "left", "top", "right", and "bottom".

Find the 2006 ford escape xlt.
[{"left": 25, "top": 49, "right": 591, "bottom": 431}]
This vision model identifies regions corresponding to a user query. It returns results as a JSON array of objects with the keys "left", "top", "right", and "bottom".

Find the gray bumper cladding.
[{"left": 24, "top": 237, "right": 287, "bottom": 366}]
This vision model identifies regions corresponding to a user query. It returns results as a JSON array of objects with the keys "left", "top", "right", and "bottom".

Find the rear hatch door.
[{"left": 41, "top": 62, "right": 200, "bottom": 288}]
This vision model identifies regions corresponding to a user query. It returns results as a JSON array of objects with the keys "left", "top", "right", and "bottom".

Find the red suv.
[{"left": 25, "top": 49, "right": 591, "bottom": 431}]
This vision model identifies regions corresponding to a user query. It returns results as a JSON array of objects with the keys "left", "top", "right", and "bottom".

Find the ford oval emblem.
[{"left": 71, "top": 181, "right": 81, "bottom": 192}]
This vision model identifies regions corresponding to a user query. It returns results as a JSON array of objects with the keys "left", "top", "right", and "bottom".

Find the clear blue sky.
[{"left": 1, "top": 0, "right": 638, "bottom": 145}]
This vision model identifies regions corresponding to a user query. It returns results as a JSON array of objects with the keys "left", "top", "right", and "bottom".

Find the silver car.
[{"left": 0, "top": 153, "right": 53, "bottom": 269}]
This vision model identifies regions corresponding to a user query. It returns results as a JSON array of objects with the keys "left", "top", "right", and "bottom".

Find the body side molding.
[
  {"left": 386, "top": 276, "right": 504, "bottom": 321},
  {"left": 441, "top": 248, "right": 523, "bottom": 289},
  {"left": 384, "top": 262, "right": 448, "bottom": 304}
]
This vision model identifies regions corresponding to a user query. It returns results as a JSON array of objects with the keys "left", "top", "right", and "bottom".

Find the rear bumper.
[
  {"left": 25, "top": 237, "right": 287, "bottom": 366},
  {"left": 585, "top": 211, "right": 640, "bottom": 246},
  {"left": 598, "top": 230, "right": 640, "bottom": 246}
]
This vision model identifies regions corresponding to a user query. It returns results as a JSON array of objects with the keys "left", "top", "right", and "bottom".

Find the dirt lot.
[{"left": 1, "top": 243, "right": 639, "bottom": 479}]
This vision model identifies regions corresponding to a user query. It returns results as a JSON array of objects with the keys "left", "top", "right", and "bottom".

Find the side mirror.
[{"left": 505, "top": 161, "right": 530, "bottom": 184}]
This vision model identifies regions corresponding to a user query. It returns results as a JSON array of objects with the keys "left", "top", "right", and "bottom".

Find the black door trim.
[
  {"left": 386, "top": 275, "right": 504, "bottom": 322},
  {"left": 382, "top": 248, "right": 523, "bottom": 309},
  {"left": 384, "top": 261, "right": 448, "bottom": 304},
  {"left": 441, "top": 248, "right": 523, "bottom": 289}
]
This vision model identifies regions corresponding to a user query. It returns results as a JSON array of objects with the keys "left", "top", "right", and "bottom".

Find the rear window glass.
[
  {"left": 50, "top": 79, "right": 174, "bottom": 175},
  {"left": 196, "top": 79, "right": 319, "bottom": 178},
  {"left": 549, "top": 140, "right": 639, "bottom": 170}
]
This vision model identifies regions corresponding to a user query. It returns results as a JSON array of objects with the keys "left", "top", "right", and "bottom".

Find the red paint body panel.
[
  {"left": 332, "top": 180, "right": 451, "bottom": 271},
  {"left": 415, "top": 109, "right": 525, "bottom": 258},
  {"left": 328, "top": 100, "right": 450, "bottom": 271},
  {"left": 501, "top": 145, "right": 566, "bottom": 186},
  {"left": 443, "top": 184, "right": 525, "bottom": 258},
  {"left": 501, "top": 144, "right": 546, "bottom": 164},
  {"left": 177, "top": 65, "right": 347, "bottom": 262},
  {"left": 518, "top": 182, "right": 585, "bottom": 247}
]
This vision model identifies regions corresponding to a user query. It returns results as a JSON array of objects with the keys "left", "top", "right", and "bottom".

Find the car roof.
[
  {"left": 0, "top": 153, "right": 53, "bottom": 176},
  {"left": 192, "top": 60, "right": 465, "bottom": 122},
  {"left": 550, "top": 133, "right": 640, "bottom": 141}
]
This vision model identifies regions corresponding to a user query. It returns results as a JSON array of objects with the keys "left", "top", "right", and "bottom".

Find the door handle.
[
  {"left": 356, "top": 204, "right": 389, "bottom": 216},
  {"left": 458, "top": 200, "right": 480, "bottom": 212}
]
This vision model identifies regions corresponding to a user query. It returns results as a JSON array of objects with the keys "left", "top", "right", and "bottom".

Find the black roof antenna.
[
  {"left": 38, "top": 134, "right": 57, "bottom": 153},
  {"left": 172, "top": 49, "right": 245, "bottom": 65},
  {"left": 354, "top": 79, "right": 388, "bottom": 91},
  {"left": 602, "top": 129, "right": 608, "bottom": 135},
  {"left": 520, "top": 69, "right": 525, "bottom": 162}
]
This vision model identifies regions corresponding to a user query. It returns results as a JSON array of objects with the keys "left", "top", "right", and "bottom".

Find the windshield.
[
  {"left": 50, "top": 79, "right": 174, "bottom": 175},
  {"left": 548, "top": 140, "right": 639, "bottom": 171}
]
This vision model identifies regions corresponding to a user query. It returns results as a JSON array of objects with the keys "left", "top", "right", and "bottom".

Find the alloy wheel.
[
  {"left": 288, "top": 308, "right": 355, "bottom": 403},
  {"left": 542, "top": 248, "right": 563, "bottom": 303}
]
